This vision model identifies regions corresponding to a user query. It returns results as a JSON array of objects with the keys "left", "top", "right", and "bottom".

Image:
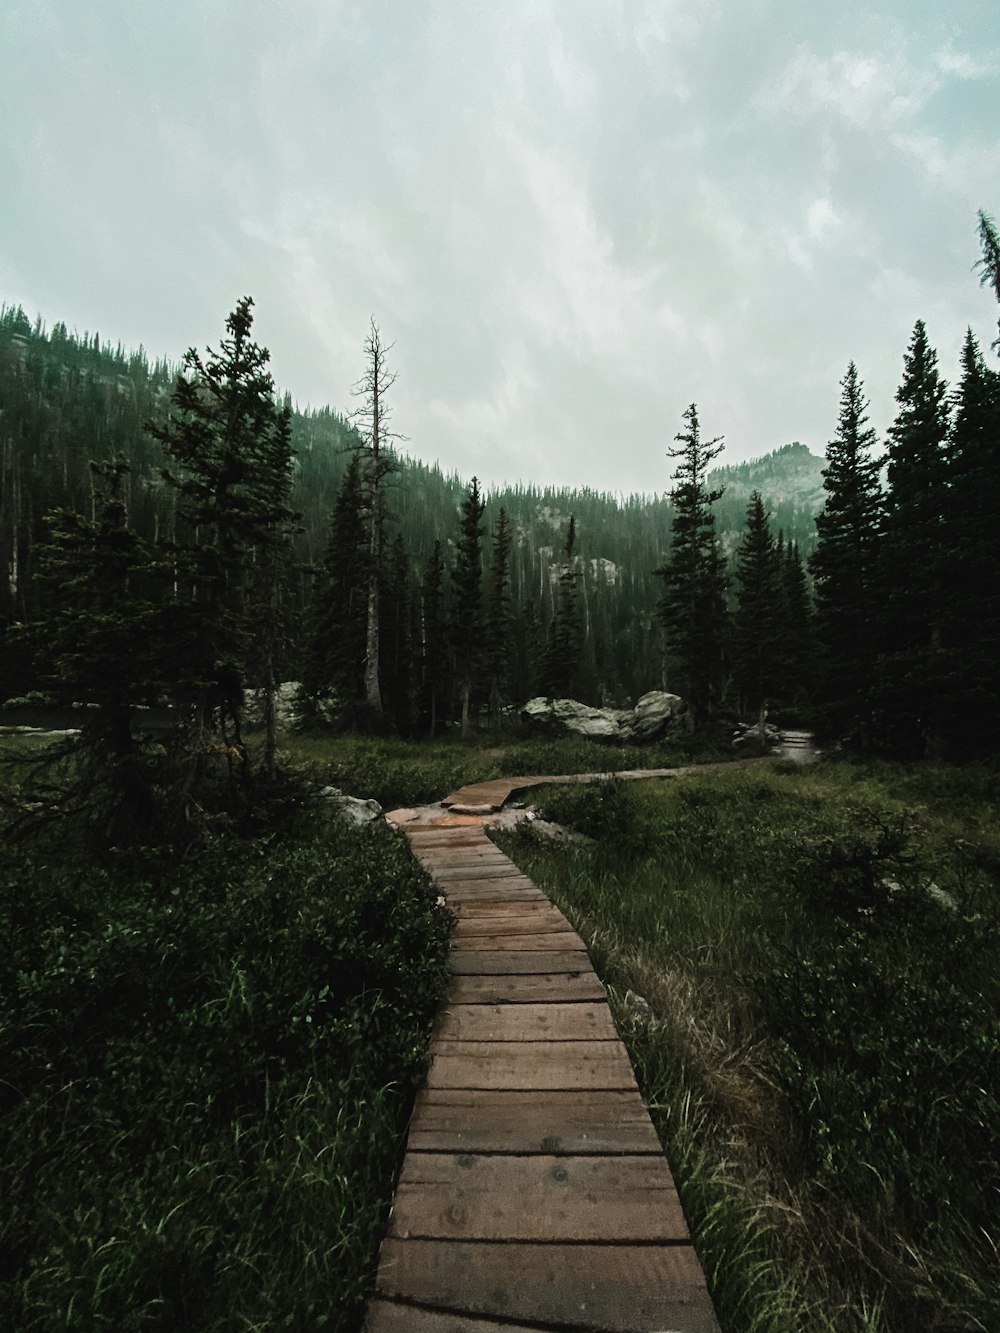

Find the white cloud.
[{"left": 758, "top": 45, "right": 937, "bottom": 131}]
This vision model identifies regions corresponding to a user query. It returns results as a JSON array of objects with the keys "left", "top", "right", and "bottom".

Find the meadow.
[
  {"left": 495, "top": 759, "right": 1000, "bottom": 1332},
  {"left": 3, "top": 732, "right": 998, "bottom": 1330}
]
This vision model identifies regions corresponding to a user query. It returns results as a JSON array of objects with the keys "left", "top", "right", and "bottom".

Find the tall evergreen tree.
[
  {"left": 732, "top": 492, "right": 783, "bottom": 723},
  {"left": 776, "top": 538, "right": 815, "bottom": 712},
  {"left": 151, "top": 296, "right": 296, "bottom": 788},
  {"left": 976, "top": 210, "right": 1000, "bottom": 348},
  {"left": 451, "top": 477, "right": 485, "bottom": 735},
  {"left": 380, "top": 533, "right": 413, "bottom": 733},
  {"left": 24, "top": 459, "right": 162, "bottom": 838},
  {"left": 484, "top": 507, "right": 514, "bottom": 725},
  {"left": 876, "top": 321, "right": 951, "bottom": 756},
  {"left": 301, "top": 453, "right": 367, "bottom": 725},
  {"left": 419, "top": 539, "right": 449, "bottom": 737},
  {"left": 943, "top": 328, "right": 1000, "bottom": 755},
  {"left": 810, "top": 363, "right": 883, "bottom": 746},
  {"left": 656, "top": 404, "right": 728, "bottom": 724},
  {"left": 540, "top": 514, "right": 583, "bottom": 698},
  {"left": 247, "top": 399, "right": 297, "bottom": 778}
]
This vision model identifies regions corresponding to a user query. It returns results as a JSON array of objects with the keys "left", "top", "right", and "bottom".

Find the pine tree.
[
  {"left": 451, "top": 477, "right": 485, "bottom": 735},
  {"left": 301, "top": 452, "right": 367, "bottom": 726},
  {"left": 777, "top": 539, "right": 815, "bottom": 712},
  {"left": 976, "top": 210, "right": 1000, "bottom": 348},
  {"left": 810, "top": 363, "right": 883, "bottom": 746},
  {"left": 151, "top": 296, "right": 296, "bottom": 785},
  {"left": 876, "top": 321, "right": 951, "bottom": 757},
  {"left": 656, "top": 404, "right": 728, "bottom": 725},
  {"left": 25, "top": 459, "right": 163, "bottom": 838},
  {"left": 484, "top": 506, "right": 514, "bottom": 726},
  {"left": 247, "top": 398, "right": 297, "bottom": 779},
  {"left": 419, "top": 540, "right": 449, "bottom": 737},
  {"left": 540, "top": 514, "right": 583, "bottom": 698},
  {"left": 732, "top": 492, "right": 783, "bottom": 723},
  {"left": 943, "top": 328, "right": 1000, "bottom": 755},
  {"left": 380, "top": 533, "right": 413, "bottom": 733}
]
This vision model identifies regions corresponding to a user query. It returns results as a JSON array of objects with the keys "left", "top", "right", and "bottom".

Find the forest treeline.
[
  {"left": 2, "top": 210, "right": 999, "bottom": 780},
  {"left": 0, "top": 304, "right": 820, "bottom": 717}
]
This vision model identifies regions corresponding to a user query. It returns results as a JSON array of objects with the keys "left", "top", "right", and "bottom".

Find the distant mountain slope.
[{"left": 1, "top": 304, "right": 824, "bottom": 701}]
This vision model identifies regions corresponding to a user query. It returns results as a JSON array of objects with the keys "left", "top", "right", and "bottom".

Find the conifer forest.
[{"left": 1, "top": 211, "right": 999, "bottom": 781}]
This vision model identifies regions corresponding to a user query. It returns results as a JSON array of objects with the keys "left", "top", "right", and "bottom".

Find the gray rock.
[
  {"left": 732, "top": 720, "right": 784, "bottom": 753},
  {"left": 318, "top": 785, "right": 383, "bottom": 825},
  {"left": 521, "top": 691, "right": 690, "bottom": 744}
]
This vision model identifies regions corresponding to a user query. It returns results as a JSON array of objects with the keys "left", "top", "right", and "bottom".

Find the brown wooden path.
[{"left": 365, "top": 822, "right": 719, "bottom": 1332}]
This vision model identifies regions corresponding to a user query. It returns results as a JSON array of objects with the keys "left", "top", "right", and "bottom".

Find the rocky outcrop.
[
  {"left": 318, "top": 786, "right": 383, "bottom": 825},
  {"left": 521, "top": 691, "right": 690, "bottom": 744},
  {"left": 732, "top": 720, "right": 784, "bottom": 754}
]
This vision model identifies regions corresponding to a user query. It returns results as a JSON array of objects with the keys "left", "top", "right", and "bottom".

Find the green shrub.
[{"left": 0, "top": 823, "right": 452, "bottom": 1329}]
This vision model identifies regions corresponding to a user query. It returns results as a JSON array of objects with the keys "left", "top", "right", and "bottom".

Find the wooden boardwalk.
[{"left": 365, "top": 821, "right": 719, "bottom": 1333}]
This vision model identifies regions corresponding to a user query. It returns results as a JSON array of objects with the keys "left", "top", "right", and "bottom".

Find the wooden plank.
[
  {"left": 449, "top": 973, "right": 606, "bottom": 1003},
  {"left": 450, "top": 900, "right": 571, "bottom": 919},
  {"left": 442, "top": 888, "right": 548, "bottom": 905},
  {"left": 434, "top": 1002, "right": 618, "bottom": 1042},
  {"left": 448, "top": 950, "right": 591, "bottom": 974},
  {"left": 419, "top": 857, "right": 514, "bottom": 873},
  {"left": 390, "top": 1152, "right": 688, "bottom": 1242},
  {"left": 406, "top": 1088, "right": 664, "bottom": 1155},
  {"left": 427, "top": 1040, "right": 638, "bottom": 1091},
  {"left": 441, "top": 876, "right": 542, "bottom": 893},
  {"left": 366, "top": 1302, "right": 552, "bottom": 1333},
  {"left": 431, "top": 864, "right": 525, "bottom": 881},
  {"left": 375, "top": 1238, "right": 719, "bottom": 1332},
  {"left": 450, "top": 931, "right": 585, "bottom": 952},
  {"left": 451, "top": 907, "right": 572, "bottom": 934},
  {"left": 405, "top": 831, "right": 488, "bottom": 842}
]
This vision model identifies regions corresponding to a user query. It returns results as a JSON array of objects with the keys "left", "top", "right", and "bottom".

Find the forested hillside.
[
  {"left": 4, "top": 205, "right": 999, "bottom": 761},
  {"left": 0, "top": 304, "right": 822, "bottom": 709}
]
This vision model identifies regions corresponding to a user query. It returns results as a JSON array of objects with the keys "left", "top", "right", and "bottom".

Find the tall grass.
[
  {"left": 1, "top": 818, "right": 452, "bottom": 1330},
  {"left": 277, "top": 728, "right": 730, "bottom": 809},
  {"left": 495, "top": 760, "right": 1000, "bottom": 1332}
]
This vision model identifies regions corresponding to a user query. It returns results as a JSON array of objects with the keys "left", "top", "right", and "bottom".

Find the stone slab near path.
[{"left": 365, "top": 818, "right": 720, "bottom": 1333}]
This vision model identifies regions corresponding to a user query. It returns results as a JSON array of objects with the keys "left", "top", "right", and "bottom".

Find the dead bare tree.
[{"left": 351, "top": 318, "right": 404, "bottom": 722}]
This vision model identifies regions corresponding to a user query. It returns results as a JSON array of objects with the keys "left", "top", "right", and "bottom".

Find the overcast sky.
[{"left": 2, "top": 1, "right": 998, "bottom": 494}]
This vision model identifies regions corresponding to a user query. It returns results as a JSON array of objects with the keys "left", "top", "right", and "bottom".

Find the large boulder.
[
  {"left": 521, "top": 691, "right": 690, "bottom": 744},
  {"left": 318, "top": 785, "right": 384, "bottom": 825}
]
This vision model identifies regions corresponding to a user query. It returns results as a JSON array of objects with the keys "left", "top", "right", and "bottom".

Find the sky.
[{"left": 2, "top": 0, "right": 998, "bottom": 495}]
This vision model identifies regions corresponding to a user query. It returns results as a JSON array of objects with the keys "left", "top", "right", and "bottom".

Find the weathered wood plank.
[
  {"left": 448, "top": 950, "right": 592, "bottom": 974},
  {"left": 413, "top": 847, "right": 509, "bottom": 858},
  {"left": 409, "top": 827, "right": 491, "bottom": 839},
  {"left": 375, "top": 1238, "right": 719, "bottom": 1332},
  {"left": 442, "top": 880, "right": 545, "bottom": 900},
  {"left": 427, "top": 1040, "right": 638, "bottom": 1091},
  {"left": 431, "top": 864, "right": 525, "bottom": 881},
  {"left": 448, "top": 972, "right": 606, "bottom": 1003},
  {"left": 451, "top": 908, "right": 572, "bottom": 935},
  {"left": 434, "top": 1002, "right": 618, "bottom": 1042},
  {"left": 389, "top": 1152, "right": 689, "bottom": 1242},
  {"left": 450, "top": 931, "right": 585, "bottom": 952},
  {"left": 366, "top": 1302, "right": 553, "bottom": 1333},
  {"left": 406, "top": 1088, "right": 664, "bottom": 1155}
]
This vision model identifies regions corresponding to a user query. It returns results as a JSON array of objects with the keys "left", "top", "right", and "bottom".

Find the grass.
[
  {"left": 277, "top": 727, "right": 730, "bottom": 809},
  {"left": 494, "top": 758, "right": 1000, "bottom": 1332},
  {"left": 0, "top": 809, "right": 452, "bottom": 1330}
]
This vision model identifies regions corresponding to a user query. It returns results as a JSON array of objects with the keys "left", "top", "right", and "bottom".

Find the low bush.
[
  {"left": 0, "top": 821, "right": 452, "bottom": 1330},
  {"left": 497, "top": 760, "right": 1000, "bottom": 1331}
]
